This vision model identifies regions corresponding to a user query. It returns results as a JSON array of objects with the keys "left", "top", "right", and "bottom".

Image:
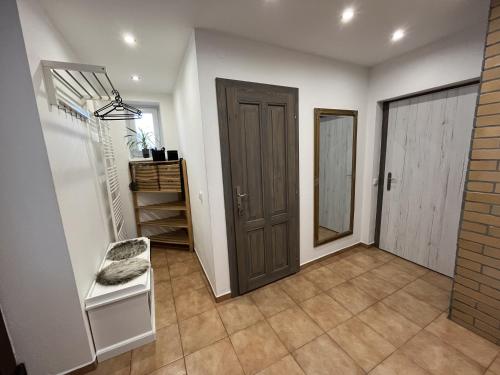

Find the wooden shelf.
[
  {"left": 140, "top": 216, "right": 188, "bottom": 228},
  {"left": 133, "top": 189, "right": 182, "bottom": 193},
  {"left": 138, "top": 201, "right": 186, "bottom": 211},
  {"left": 130, "top": 160, "right": 179, "bottom": 165},
  {"left": 150, "top": 229, "right": 190, "bottom": 245},
  {"left": 131, "top": 159, "right": 194, "bottom": 251}
]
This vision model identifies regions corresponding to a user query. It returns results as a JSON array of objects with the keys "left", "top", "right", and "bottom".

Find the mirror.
[{"left": 314, "top": 108, "right": 357, "bottom": 246}]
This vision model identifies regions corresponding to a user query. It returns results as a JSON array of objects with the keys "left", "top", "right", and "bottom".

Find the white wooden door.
[{"left": 379, "top": 84, "right": 478, "bottom": 276}]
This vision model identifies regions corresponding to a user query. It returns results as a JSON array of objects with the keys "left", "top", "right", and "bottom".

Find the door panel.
[
  {"left": 379, "top": 84, "right": 478, "bottom": 276},
  {"left": 241, "top": 103, "right": 264, "bottom": 221},
  {"left": 218, "top": 79, "right": 299, "bottom": 294},
  {"left": 272, "top": 222, "right": 289, "bottom": 270},
  {"left": 247, "top": 229, "right": 266, "bottom": 278},
  {"left": 269, "top": 105, "right": 288, "bottom": 214}
]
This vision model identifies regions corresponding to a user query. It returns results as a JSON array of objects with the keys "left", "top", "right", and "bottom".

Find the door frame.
[
  {"left": 216, "top": 78, "right": 300, "bottom": 297},
  {"left": 374, "top": 80, "right": 480, "bottom": 246}
]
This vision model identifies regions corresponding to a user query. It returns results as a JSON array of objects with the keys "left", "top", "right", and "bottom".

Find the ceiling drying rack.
[{"left": 41, "top": 60, "right": 141, "bottom": 121}]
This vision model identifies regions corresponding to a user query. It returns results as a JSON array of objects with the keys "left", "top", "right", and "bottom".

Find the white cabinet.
[{"left": 85, "top": 238, "right": 155, "bottom": 361}]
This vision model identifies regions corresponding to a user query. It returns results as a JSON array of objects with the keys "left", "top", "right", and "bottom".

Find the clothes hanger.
[{"left": 94, "top": 89, "right": 142, "bottom": 121}]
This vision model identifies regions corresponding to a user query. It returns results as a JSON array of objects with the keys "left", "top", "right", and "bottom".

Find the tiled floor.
[{"left": 88, "top": 246, "right": 500, "bottom": 375}]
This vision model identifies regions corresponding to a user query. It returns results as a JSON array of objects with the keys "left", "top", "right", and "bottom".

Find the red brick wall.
[{"left": 450, "top": 0, "right": 500, "bottom": 344}]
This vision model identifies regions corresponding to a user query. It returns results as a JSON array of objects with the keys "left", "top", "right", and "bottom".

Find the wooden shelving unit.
[
  {"left": 149, "top": 230, "right": 190, "bottom": 246},
  {"left": 138, "top": 201, "right": 187, "bottom": 211},
  {"left": 130, "top": 159, "right": 194, "bottom": 251},
  {"left": 141, "top": 216, "right": 188, "bottom": 228}
]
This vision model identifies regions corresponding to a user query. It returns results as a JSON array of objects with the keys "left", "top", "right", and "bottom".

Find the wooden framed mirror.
[{"left": 314, "top": 108, "right": 357, "bottom": 246}]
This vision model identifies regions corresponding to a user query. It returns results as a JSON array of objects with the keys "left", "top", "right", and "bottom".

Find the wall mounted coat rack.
[{"left": 41, "top": 60, "right": 139, "bottom": 121}]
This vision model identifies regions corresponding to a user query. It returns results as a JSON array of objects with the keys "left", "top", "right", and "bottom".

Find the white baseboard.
[
  {"left": 193, "top": 247, "right": 220, "bottom": 297},
  {"left": 300, "top": 241, "right": 367, "bottom": 268}
]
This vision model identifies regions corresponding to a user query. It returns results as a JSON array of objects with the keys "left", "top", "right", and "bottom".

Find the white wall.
[
  {"left": 194, "top": 29, "right": 369, "bottom": 296},
  {"left": 18, "top": 0, "right": 113, "bottom": 303},
  {"left": 0, "top": 1, "right": 94, "bottom": 373},
  {"left": 361, "top": 23, "right": 487, "bottom": 244},
  {"left": 174, "top": 33, "right": 217, "bottom": 291},
  {"left": 16, "top": 0, "right": 130, "bottom": 371}
]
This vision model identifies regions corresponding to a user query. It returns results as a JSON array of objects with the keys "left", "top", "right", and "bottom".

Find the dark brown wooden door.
[{"left": 217, "top": 79, "right": 299, "bottom": 294}]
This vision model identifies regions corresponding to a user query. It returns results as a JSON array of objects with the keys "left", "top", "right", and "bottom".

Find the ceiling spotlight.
[
  {"left": 391, "top": 29, "right": 405, "bottom": 42},
  {"left": 123, "top": 33, "right": 136, "bottom": 45},
  {"left": 341, "top": 7, "right": 355, "bottom": 23},
  {"left": 131, "top": 75, "right": 141, "bottom": 82}
]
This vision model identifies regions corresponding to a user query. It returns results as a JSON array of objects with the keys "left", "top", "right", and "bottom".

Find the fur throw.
[
  {"left": 106, "top": 239, "right": 147, "bottom": 261},
  {"left": 96, "top": 258, "right": 150, "bottom": 286}
]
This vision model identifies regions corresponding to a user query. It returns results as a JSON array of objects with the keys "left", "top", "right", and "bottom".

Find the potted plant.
[{"left": 125, "top": 127, "right": 154, "bottom": 158}]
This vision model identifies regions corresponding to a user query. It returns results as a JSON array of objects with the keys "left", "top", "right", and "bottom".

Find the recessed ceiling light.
[
  {"left": 131, "top": 75, "right": 141, "bottom": 81},
  {"left": 123, "top": 33, "right": 136, "bottom": 46},
  {"left": 391, "top": 29, "right": 405, "bottom": 42},
  {"left": 341, "top": 7, "right": 355, "bottom": 23}
]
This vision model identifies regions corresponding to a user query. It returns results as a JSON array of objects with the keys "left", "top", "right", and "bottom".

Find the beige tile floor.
[{"left": 88, "top": 246, "right": 500, "bottom": 375}]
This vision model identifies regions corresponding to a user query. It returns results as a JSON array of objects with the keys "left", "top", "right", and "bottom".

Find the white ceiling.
[{"left": 40, "top": 0, "right": 489, "bottom": 94}]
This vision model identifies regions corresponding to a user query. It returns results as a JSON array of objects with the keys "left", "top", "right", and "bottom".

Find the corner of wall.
[
  {"left": 193, "top": 29, "right": 232, "bottom": 297},
  {"left": 173, "top": 30, "right": 218, "bottom": 294}
]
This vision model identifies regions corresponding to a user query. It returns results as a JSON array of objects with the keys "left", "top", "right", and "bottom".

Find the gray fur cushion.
[
  {"left": 96, "top": 258, "right": 150, "bottom": 286},
  {"left": 106, "top": 239, "right": 147, "bottom": 261}
]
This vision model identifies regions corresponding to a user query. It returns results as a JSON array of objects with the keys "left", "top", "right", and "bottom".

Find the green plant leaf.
[{"left": 124, "top": 126, "right": 155, "bottom": 151}]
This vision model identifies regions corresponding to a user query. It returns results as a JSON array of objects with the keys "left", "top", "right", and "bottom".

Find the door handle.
[
  {"left": 236, "top": 186, "right": 248, "bottom": 215},
  {"left": 387, "top": 172, "right": 396, "bottom": 191}
]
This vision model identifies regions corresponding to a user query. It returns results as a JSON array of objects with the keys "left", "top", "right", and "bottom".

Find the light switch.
[
  {"left": 372, "top": 178, "right": 379, "bottom": 186},
  {"left": 198, "top": 191, "right": 203, "bottom": 203}
]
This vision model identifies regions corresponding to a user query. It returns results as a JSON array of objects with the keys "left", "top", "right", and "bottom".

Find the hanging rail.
[{"left": 41, "top": 60, "right": 117, "bottom": 120}]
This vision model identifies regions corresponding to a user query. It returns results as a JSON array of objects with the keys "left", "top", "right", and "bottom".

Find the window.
[{"left": 127, "top": 105, "right": 162, "bottom": 158}]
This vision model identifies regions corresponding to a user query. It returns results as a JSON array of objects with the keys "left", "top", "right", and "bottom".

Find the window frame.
[{"left": 126, "top": 103, "right": 163, "bottom": 159}]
